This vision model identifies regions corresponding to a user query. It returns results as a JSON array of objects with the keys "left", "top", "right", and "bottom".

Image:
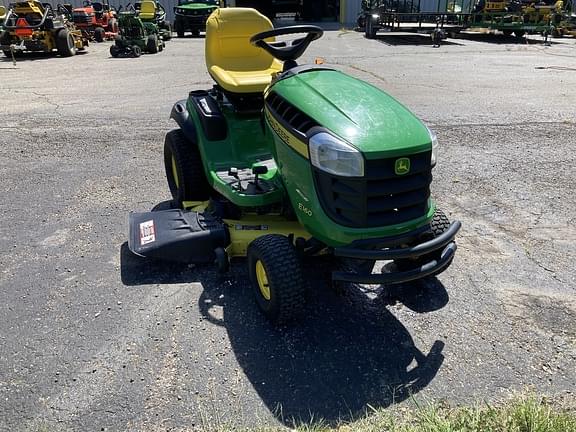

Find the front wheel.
[
  {"left": 110, "top": 44, "right": 120, "bottom": 57},
  {"left": 175, "top": 20, "right": 185, "bottom": 37},
  {"left": 131, "top": 45, "right": 142, "bottom": 57},
  {"left": 247, "top": 235, "right": 306, "bottom": 325},
  {"left": 365, "top": 16, "right": 377, "bottom": 39},
  {"left": 394, "top": 209, "right": 453, "bottom": 277}
]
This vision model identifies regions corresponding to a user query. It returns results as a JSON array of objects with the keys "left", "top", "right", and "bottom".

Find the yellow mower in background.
[{"left": 0, "top": 0, "right": 88, "bottom": 57}]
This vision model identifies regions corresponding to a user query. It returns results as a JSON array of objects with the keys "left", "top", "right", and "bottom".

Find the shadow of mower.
[{"left": 120, "top": 241, "right": 449, "bottom": 427}]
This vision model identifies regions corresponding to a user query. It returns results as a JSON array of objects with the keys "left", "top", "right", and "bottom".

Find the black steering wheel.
[{"left": 250, "top": 25, "right": 323, "bottom": 63}]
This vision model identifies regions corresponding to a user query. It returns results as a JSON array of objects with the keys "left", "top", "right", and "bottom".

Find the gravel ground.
[{"left": 0, "top": 27, "right": 575, "bottom": 431}]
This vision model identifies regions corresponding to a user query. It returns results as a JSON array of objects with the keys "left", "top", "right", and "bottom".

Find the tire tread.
[{"left": 248, "top": 234, "right": 306, "bottom": 324}]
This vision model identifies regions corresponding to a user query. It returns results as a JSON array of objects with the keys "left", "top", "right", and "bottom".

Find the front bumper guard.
[{"left": 332, "top": 221, "right": 461, "bottom": 284}]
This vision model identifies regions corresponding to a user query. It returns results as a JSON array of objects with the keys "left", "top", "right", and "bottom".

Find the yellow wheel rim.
[
  {"left": 255, "top": 260, "right": 271, "bottom": 301},
  {"left": 171, "top": 156, "right": 179, "bottom": 188}
]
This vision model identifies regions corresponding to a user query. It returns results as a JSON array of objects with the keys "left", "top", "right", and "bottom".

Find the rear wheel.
[
  {"left": 502, "top": 29, "right": 513, "bottom": 36},
  {"left": 146, "top": 34, "right": 158, "bottom": 53},
  {"left": 131, "top": 45, "right": 141, "bottom": 57},
  {"left": 248, "top": 235, "right": 306, "bottom": 325},
  {"left": 94, "top": 26, "right": 105, "bottom": 42},
  {"left": 164, "top": 129, "right": 211, "bottom": 204},
  {"left": 56, "top": 29, "right": 77, "bottom": 57}
]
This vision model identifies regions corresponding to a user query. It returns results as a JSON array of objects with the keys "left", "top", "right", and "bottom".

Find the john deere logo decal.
[{"left": 395, "top": 158, "right": 410, "bottom": 175}]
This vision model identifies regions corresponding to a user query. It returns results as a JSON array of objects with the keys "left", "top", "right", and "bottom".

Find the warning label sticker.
[{"left": 139, "top": 220, "right": 155, "bottom": 245}]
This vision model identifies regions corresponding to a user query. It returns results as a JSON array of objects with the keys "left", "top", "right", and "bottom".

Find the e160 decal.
[{"left": 298, "top": 202, "right": 313, "bottom": 217}]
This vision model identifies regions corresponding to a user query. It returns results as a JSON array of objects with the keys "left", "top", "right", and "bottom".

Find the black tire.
[
  {"left": 365, "top": 16, "right": 377, "bottom": 39},
  {"left": 56, "top": 29, "right": 77, "bottom": 57},
  {"left": 1, "top": 32, "right": 12, "bottom": 56},
  {"left": 132, "top": 45, "right": 141, "bottom": 57},
  {"left": 502, "top": 29, "right": 513, "bottom": 37},
  {"left": 247, "top": 235, "right": 306, "bottom": 324},
  {"left": 514, "top": 30, "right": 525, "bottom": 38},
  {"left": 175, "top": 20, "right": 185, "bottom": 37},
  {"left": 164, "top": 129, "right": 211, "bottom": 204},
  {"left": 94, "top": 26, "right": 105, "bottom": 42},
  {"left": 162, "top": 23, "right": 172, "bottom": 40},
  {"left": 110, "top": 44, "right": 120, "bottom": 57},
  {"left": 146, "top": 34, "right": 158, "bottom": 53},
  {"left": 394, "top": 209, "right": 453, "bottom": 277},
  {"left": 191, "top": 29, "right": 200, "bottom": 37}
]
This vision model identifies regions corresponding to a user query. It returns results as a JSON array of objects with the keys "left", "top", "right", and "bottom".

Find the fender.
[{"left": 170, "top": 99, "right": 197, "bottom": 144}]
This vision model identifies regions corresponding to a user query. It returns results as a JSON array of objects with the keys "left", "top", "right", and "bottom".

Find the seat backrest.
[
  {"left": 205, "top": 8, "right": 279, "bottom": 73},
  {"left": 139, "top": 0, "right": 156, "bottom": 20}
]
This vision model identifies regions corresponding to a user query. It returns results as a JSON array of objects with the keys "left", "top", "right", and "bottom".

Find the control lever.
[
  {"left": 252, "top": 165, "right": 268, "bottom": 191},
  {"left": 227, "top": 167, "right": 241, "bottom": 190}
]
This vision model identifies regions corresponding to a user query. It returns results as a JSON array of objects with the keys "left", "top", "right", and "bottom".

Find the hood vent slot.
[{"left": 266, "top": 92, "right": 318, "bottom": 137}]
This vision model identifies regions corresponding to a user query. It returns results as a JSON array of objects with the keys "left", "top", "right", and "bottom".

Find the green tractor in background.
[
  {"left": 128, "top": 8, "right": 461, "bottom": 324},
  {"left": 134, "top": 0, "right": 171, "bottom": 40},
  {"left": 173, "top": 0, "right": 219, "bottom": 37},
  {"left": 110, "top": 1, "right": 164, "bottom": 57}
]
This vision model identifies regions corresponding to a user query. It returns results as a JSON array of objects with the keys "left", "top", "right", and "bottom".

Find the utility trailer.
[{"left": 361, "top": 0, "right": 571, "bottom": 39}]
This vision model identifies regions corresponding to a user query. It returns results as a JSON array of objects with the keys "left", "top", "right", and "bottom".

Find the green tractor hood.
[
  {"left": 272, "top": 69, "right": 432, "bottom": 159},
  {"left": 177, "top": 1, "right": 217, "bottom": 10}
]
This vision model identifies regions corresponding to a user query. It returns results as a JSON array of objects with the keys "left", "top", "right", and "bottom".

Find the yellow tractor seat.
[
  {"left": 205, "top": 8, "right": 283, "bottom": 94},
  {"left": 0, "top": 5, "right": 6, "bottom": 20},
  {"left": 139, "top": 0, "right": 156, "bottom": 20}
]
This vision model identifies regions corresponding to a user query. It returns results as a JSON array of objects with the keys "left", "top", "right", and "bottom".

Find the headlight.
[
  {"left": 371, "top": 14, "right": 380, "bottom": 18},
  {"left": 309, "top": 132, "right": 364, "bottom": 177},
  {"left": 428, "top": 127, "right": 439, "bottom": 168}
]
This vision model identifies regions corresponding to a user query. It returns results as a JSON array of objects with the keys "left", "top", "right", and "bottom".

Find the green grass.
[
  {"left": 298, "top": 395, "right": 576, "bottom": 432},
  {"left": 202, "top": 395, "right": 576, "bottom": 432}
]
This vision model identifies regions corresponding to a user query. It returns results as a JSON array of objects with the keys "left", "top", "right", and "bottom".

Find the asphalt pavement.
[{"left": 1, "top": 27, "right": 575, "bottom": 431}]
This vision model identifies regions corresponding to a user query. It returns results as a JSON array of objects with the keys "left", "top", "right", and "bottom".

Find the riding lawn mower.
[
  {"left": 72, "top": 0, "right": 118, "bottom": 42},
  {"left": 0, "top": 0, "right": 88, "bottom": 57},
  {"left": 133, "top": 0, "right": 172, "bottom": 40},
  {"left": 128, "top": 8, "right": 461, "bottom": 324},
  {"left": 110, "top": 2, "right": 164, "bottom": 57}
]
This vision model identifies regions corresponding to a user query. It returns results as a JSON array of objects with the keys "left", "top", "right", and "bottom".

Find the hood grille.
[
  {"left": 314, "top": 151, "right": 433, "bottom": 228},
  {"left": 265, "top": 91, "right": 318, "bottom": 136}
]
